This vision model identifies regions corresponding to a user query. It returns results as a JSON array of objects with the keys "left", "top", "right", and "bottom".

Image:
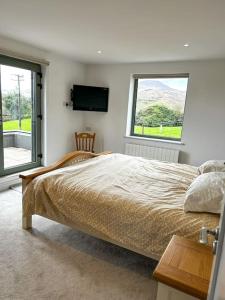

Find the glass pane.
[
  {"left": 1, "top": 64, "right": 33, "bottom": 169},
  {"left": 133, "top": 77, "right": 189, "bottom": 140}
]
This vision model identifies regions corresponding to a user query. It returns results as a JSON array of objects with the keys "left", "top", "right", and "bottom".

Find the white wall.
[
  {"left": 44, "top": 54, "right": 85, "bottom": 164},
  {"left": 1, "top": 35, "right": 225, "bottom": 166},
  {"left": 84, "top": 60, "right": 225, "bottom": 166},
  {"left": 0, "top": 36, "right": 86, "bottom": 165}
]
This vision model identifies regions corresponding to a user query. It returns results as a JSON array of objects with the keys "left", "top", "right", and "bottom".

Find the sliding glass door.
[{"left": 0, "top": 55, "right": 42, "bottom": 176}]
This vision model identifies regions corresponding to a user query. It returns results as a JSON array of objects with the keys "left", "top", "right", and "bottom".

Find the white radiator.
[{"left": 125, "top": 143, "right": 179, "bottom": 163}]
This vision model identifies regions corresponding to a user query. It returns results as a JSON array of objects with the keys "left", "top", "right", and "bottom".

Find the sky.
[{"left": 0, "top": 65, "right": 32, "bottom": 97}]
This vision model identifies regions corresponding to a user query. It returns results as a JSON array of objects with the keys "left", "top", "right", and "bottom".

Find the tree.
[
  {"left": 2, "top": 91, "right": 32, "bottom": 121},
  {"left": 136, "top": 104, "right": 183, "bottom": 127}
]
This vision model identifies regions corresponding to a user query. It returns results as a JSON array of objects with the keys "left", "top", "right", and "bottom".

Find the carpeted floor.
[{"left": 0, "top": 186, "right": 158, "bottom": 300}]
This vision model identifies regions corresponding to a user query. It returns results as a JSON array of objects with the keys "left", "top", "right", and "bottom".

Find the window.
[{"left": 131, "top": 74, "right": 189, "bottom": 141}]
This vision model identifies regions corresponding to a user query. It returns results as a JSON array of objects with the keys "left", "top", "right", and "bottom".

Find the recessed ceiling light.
[
  {"left": 184, "top": 43, "right": 189, "bottom": 47},
  {"left": 97, "top": 50, "right": 102, "bottom": 54}
]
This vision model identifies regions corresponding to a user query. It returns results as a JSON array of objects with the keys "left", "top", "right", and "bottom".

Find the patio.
[
  {"left": 3, "top": 130, "right": 32, "bottom": 169},
  {"left": 4, "top": 147, "right": 31, "bottom": 169}
]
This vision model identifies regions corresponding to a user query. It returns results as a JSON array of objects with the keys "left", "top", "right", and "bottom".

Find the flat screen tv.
[{"left": 71, "top": 84, "right": 109, "bottom": 112}]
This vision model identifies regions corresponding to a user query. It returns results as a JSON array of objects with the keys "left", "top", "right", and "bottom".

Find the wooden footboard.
[{"left": 20, "top": 150, "right": 111, "bottom": 229}]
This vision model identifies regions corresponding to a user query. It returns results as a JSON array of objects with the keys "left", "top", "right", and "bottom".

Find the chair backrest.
[{"left": 75, "top": 132, "right": 96, "bottom": 152}]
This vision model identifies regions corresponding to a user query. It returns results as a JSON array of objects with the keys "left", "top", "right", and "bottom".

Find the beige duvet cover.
[{"left": 23, "top": 153, "right": 219, "bottom": 260}]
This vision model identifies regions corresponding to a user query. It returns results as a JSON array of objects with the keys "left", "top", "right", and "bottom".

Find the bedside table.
[{"left": 153, "top": 235, "right": 213, "bottom": 300}]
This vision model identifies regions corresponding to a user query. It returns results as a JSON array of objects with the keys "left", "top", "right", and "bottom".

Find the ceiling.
[{"left": 0, "top": 0, "right": 225, "bottom": 64}]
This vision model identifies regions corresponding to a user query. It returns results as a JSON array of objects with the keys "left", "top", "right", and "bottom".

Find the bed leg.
[
  {"left": 21, "top": 177, "right": 32, "bottom": 230},
  {"left": 22, "top": 215, "right": 32, "bottom": 230}
]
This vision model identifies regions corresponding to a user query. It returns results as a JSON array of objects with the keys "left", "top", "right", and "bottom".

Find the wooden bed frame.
[
  {"left": 19, "top": 150, "right": 111, "bottom": 230},
  {"left": 20, "top": 150, "right": 162, "bottom": 260},
  {"left": 20, "top": 150, "right": 216, "bottom": 261}
]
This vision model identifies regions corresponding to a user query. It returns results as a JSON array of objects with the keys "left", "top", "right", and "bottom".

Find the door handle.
[
  {"left": 212, "top": 240, "right": 219, "bottom": 255},
  {"left": 199, "top": 226, "right": 220, "bottom": 254}
]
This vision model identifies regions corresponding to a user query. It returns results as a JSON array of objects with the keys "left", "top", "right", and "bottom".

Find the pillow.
[
  {"left": 184, "top": 172, "right": 225, "bottom": 214},
  {"left": 198, "top": 160, "right": 225, "bottom": 174}
]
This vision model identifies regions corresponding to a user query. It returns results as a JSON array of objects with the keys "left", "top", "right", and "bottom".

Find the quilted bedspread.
[{"left": 23, "top": 153, "right": 220, "bottom": 259}]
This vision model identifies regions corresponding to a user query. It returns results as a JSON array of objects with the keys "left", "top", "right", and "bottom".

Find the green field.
[
  {"left": 3, "top": 118, "right": 31, "bottom": 132},
  {"left": 134, "top": 125, "right": 182, "bottom": 139},
  {"left": 3, "top": 119, "right": 181, "bottom": 139}
]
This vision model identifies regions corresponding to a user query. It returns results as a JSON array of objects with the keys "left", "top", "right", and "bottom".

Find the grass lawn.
[
  {"left": 134, "top": 125, "right": 182, "bottom": 139},
  {"left": 3, "top": 118, "right": 31, "bottom": 132}
]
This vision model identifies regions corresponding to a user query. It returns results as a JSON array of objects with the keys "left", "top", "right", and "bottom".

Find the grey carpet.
[{"left": 0, "top": 188, "right": 158, "bottom": 300}]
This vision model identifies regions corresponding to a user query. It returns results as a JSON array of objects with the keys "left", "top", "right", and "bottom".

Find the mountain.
[
  {"left": 137, "top": 80, "right": 186, "bottom": 113},
  {"left": 138, "top": 79, "right": 170, "bottom": 91}
]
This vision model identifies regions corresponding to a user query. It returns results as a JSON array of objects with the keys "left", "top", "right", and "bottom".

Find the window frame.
[
  {"left": 130, "top": 73, "right": 189, "bottom": 142},
  {"left": 0, "top": 54, "right": 42, "bottom": 176}
]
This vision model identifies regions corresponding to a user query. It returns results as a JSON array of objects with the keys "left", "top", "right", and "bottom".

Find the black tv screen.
[{"left": 71, "top": 84, "right": 109, "bottom": 112}]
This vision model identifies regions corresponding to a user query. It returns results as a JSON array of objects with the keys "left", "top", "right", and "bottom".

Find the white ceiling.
[{"left": 0, "top": 0, "right": 225, "bottom": 63}]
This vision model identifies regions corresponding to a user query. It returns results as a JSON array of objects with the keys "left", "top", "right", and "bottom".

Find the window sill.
[{"left": 124, "top": 135, "right": 185, "bottom": 145}]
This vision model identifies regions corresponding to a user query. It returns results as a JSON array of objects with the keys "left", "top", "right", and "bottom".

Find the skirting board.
[{"left": 0, "top": 173, "right": 22, "bottom": 192}]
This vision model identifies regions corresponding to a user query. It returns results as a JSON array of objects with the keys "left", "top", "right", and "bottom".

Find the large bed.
[{"left": 20, "top": 151, "right": 219, "bottom": 260}]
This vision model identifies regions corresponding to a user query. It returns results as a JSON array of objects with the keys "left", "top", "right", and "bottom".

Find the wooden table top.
[{"left": 153, "top": 235, "right": 213, "bottom": 300}]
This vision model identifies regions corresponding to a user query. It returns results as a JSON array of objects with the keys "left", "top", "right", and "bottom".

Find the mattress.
[{"left": 23, "top": 153, "right": 220, "bottom": 259}]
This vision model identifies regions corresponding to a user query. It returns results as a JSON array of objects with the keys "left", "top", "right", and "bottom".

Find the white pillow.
[
  {"left": 184, "top": 172, "right": 225, "bottom": 214},
  {"left": 198, "top": 160, "right": 225, "bottom": 174}
]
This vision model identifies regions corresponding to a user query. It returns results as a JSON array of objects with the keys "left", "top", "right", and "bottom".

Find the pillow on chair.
[
  {"left": 184, "top": 172, "right": 225, "bottom": 214},
  {"left": 198, "top": 160, "right": 225, "bottom": 174}
]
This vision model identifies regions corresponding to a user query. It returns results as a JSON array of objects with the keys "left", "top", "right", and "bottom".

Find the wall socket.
[{"left": 85, "top": 126, "right": 92, "bottom": 131}]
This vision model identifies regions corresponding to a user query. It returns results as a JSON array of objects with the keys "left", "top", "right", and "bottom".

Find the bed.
[{"left": 20, "top": 151, "right": 220, "bottom": 260}]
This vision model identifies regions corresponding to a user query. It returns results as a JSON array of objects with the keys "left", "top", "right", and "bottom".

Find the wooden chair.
[{"left": 75, "top": 132, "right": 96, "bottom": 153}]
